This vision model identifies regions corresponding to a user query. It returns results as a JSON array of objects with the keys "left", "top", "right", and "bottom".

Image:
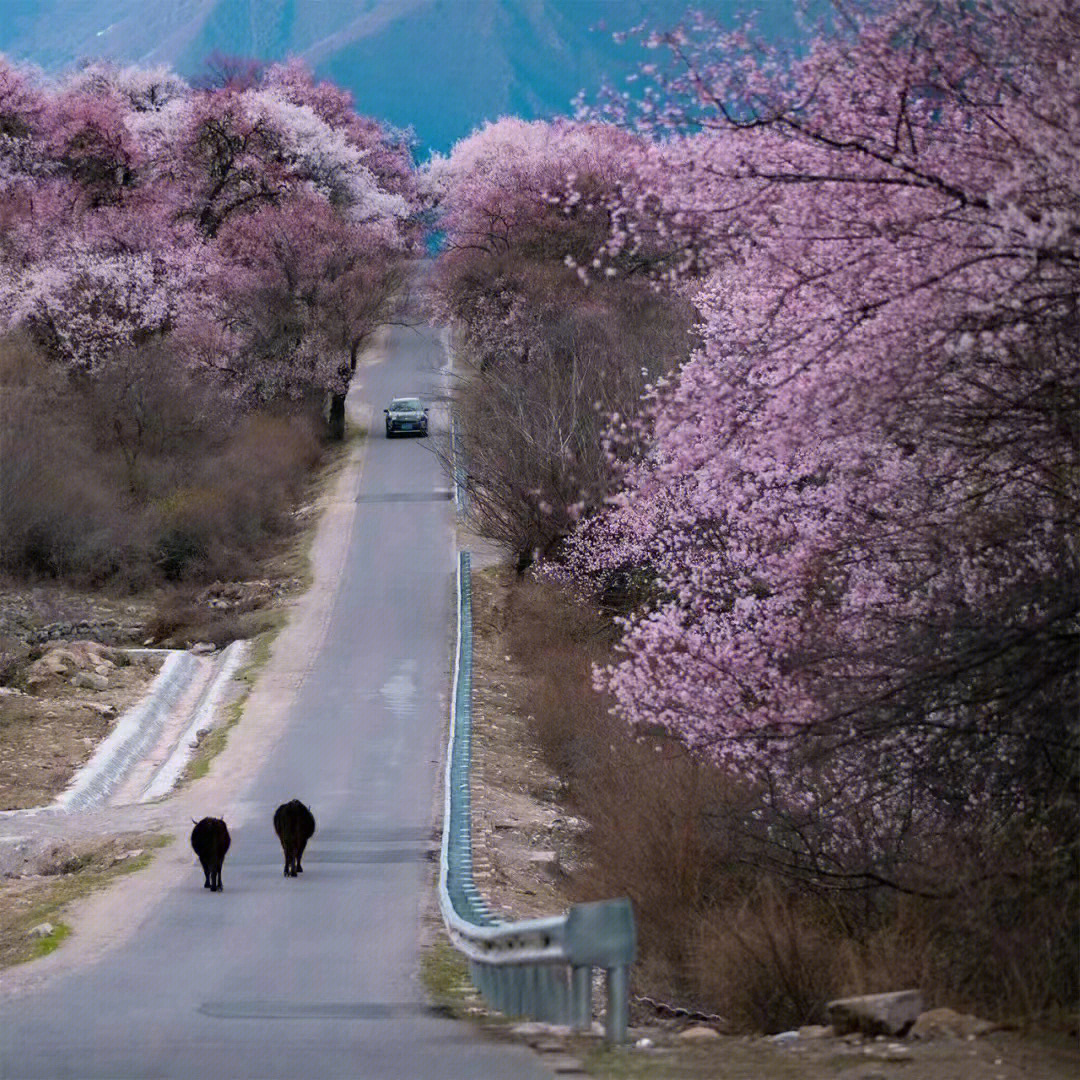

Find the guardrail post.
[
  {"left": 605, "top": 965, "right": 630, "bottom": 1044},
  {"left": 570, "top": 965, "right": 592, "bottom": 1032}
]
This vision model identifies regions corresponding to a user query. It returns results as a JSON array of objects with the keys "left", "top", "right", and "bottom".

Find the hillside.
[{"left": 0, "top": 0, "right": 806, "bottom": 156}]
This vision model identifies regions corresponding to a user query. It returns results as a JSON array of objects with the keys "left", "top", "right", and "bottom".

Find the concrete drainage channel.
[{"left": 0, "top": 640, "right": 248, "bottom": 819}]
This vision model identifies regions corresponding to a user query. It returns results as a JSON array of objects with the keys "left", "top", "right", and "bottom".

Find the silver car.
[{"left": 384, "top": 396, "right": 429, "bottom": 437}]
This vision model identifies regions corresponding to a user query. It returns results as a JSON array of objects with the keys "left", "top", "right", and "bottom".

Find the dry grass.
[{"left": 494, "top": 569, "right": 1079, "bottom": 1033}]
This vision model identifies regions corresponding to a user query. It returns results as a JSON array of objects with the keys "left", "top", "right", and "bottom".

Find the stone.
[
  {"left": 27, "top": 922, "right": 54, "bottom": 938},
  {"left": 509, "top": 1022, "right": 549, "bottom": 1039},
  {"left": 911, "top": 1007, "right": 996, "bottom": 1040},
  {"left": 42, "top": 654, "right": 72, "bottom": 676},
  {"left": 827, "top": 990, "right": 923, "bottom": 1037},
  {"left": 679, "top": 1025, "right": 721, "bottom": 1041},
  {"left": 190, "top": 642, "right": 216, "bottom": 655},
  {"left": 71, "top": 671, "right": 109, "bottom": 691},
  {"left": 526, "top": 850, "right": 561, "bottom": 876}
]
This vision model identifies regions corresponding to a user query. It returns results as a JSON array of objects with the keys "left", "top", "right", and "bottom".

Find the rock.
[
  {"left": 509, "top": 1022, "right": 549, "bottom": 1039},
  {"left": 42, "top": 654, "right": 73, "bottom": 676},
  {"left": 770, "top": 1030, "right": 799, "bottom": 1044},
  {"left": 635, "top": 1037, "right": 654, "bottom": 1049},
  {"left": 911, "top": 1007, "right": 996, "bottom": 1040},
  {"left": 190, "top": 642, "right": 216, "bottom": 655},
  {"left": 827, "top": 990, "right": 923, "bottom": 1037},
  {"left": 27, "top": 922, "right": 54, "bottom": 938},
  {"left": 71, "top": 671, "right": 109, "bottom": 691},
  {"left": 85, "top": 703, "right": 117, "bottom": 718},
  {"left": 526, "top": 850, "right": 561, "bottom": 876},
  {"left": 679, "top": 1025, "right": 721, "bottom": 1041}
]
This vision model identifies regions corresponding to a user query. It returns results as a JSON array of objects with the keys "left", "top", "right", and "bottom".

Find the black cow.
[
  {"left": 191, "top": 816, "right": 230, "bottom": 892},
  {"left": 273, "top": 800, "right": 316, "bottom": 877}
]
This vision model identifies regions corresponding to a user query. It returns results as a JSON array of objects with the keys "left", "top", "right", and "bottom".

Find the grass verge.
[
  {"left": 419, "top": 937, "right": 476, "bottom": 1018},
  {"left": 0, "top": 833, "right": 172, "bottom": 970},
  {"left": 179, "top": 612, "right": 287, "bottom": 786}
]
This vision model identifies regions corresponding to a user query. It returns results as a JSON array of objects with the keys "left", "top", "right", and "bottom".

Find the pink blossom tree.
[
  {"left": 0, "top": 58, "right": 416, "bottom": 436},
  {"left": 426, "top": 117, "right": 696, "bottom": 567},
  {"left": 568, "top": 0, "right": 1078, "bottom": 878}
]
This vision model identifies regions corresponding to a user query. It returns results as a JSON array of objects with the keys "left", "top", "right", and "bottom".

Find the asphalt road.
[{"left": 0, "top": 323, "right": 551, "bottom": 1079}]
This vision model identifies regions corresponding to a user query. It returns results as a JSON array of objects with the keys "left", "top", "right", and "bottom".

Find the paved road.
[{"left": 0, "top": 323, "right": 550, "bottom": 1079}]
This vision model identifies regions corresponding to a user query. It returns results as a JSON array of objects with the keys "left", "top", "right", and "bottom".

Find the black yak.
[
  {"left": 273, "top": 800, "right": 316, "bottom": 877},
  {"left": 191, "top": 816, "right": 230, "bottom": 892}
]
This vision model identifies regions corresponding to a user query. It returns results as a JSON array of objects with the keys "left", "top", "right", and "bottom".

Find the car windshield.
[{"left": 391, "top": 399, "right": 422, "bottom": 411}]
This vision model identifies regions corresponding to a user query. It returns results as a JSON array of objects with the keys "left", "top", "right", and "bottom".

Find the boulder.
[
  {"left": 911, "top": 1007, "right": 996, "bottom": 1040},
  {"left": 679, "top": 1025, "right": 721, "bottom": 1041},
  {"left": 27, "top": 922, "right": 54, "bottom": 938},
  {"left": 826, "top": 990, "right": 923, "bottom": 1037},
  {"left": 71, "top": 671, "right": 109, "bottom": 691}
]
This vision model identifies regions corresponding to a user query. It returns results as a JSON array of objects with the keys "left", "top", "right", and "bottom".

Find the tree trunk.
[{"left": 327, "top": 392, "right": 346, "bottom": 441}]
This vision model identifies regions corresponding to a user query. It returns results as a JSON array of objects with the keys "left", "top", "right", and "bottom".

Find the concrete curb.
[
  {"left": 55, "top": 651, "right": 198, "bottom": 813},
  {"left": 0, "top": 643, "right": 246, "bottom": 819},
  {"left": 139, "top": 640, "right": 248, "bottom": 802}
]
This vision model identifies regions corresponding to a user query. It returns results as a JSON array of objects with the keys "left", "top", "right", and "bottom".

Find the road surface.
[{"left": 0, "top": 320, "right": 551, "bottom": 1079}]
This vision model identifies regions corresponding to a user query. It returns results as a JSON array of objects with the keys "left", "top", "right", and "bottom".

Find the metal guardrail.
[{"left": 438, "top": 551, "right": 636, "bottom": 1043}]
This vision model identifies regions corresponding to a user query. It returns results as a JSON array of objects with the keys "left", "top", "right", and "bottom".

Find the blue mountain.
[{"left": 0, "top": 0, "right": 805, "bottom": 157}]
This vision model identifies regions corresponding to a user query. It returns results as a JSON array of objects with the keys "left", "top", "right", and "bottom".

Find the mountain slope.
[{"left": 0, "top": 0, "right": 804, "bottom": 155}]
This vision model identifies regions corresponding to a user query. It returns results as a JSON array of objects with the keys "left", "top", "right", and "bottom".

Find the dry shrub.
[
  {"left": 446, "top": 260, "right": 696, "bottom": 569},
  {"left": 505, "top": 572, "right": 1079, "bottom": 1031},
  {"left": 0, "top": 333, "right": 323, "bottom": 588},
  {"left": 693, "top": 881, "right": 843, "bottom": 1032},
  {"left": 0, "top": 635, "right": 30, "bottom": 686},
  {"left": 504, "top": 572, "right": 614, "bottom": 782},
  {"left": 145, "top": 588, "right": 277, "bottom": 648}
]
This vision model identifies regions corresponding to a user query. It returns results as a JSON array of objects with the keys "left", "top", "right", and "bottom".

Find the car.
[{"left": 384, "top": 396, "right": 429, "bottom": 438}]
